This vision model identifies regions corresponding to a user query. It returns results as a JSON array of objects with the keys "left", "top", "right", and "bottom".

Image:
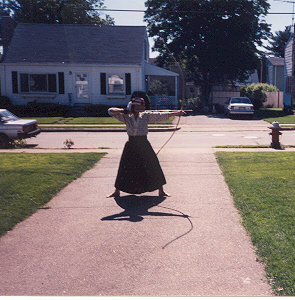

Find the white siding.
[
  {"left": 284, "top": 37, "right": 293, "bottom": 106},
  {"left": 1, "top": 64, "right": 142, "bottom": 106},
  {"left": 284, "top": 37, "right": 293, "bottom": 77}
]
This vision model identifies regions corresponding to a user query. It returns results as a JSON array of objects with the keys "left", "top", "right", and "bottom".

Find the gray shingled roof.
[
  {"left": 2, "top": 23, "right": 147, "bottom": 65},
  {"left": 267, "top": 57, "right": 284, "bottom": 66}
]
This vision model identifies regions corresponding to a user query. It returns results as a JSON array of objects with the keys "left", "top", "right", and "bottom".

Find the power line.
[
  {"left": 0, "top": 3, "right": 291, "bottom": 15},
  {"left": 1, "top": 4, "right": 291, "bottom": 16},
  {"left": 274, "top": 0, "right": 295, "bottom": 23},
  {"left": 96, "top": 8, "right": 295, "bottom": 15}
]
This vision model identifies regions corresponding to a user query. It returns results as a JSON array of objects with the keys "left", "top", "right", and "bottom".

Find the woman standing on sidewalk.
[{"left": 107, "top": 96, "right": 185, "bottom": 198}]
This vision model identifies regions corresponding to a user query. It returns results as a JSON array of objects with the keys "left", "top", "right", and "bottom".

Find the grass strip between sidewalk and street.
[
  {"left": 26, "top": 117, "right": 175, "bottom": 128},
  {"left": 216, "top": 151, "right": 295, "bottom": 296},
  {"left": 0, "top": 153, "right": 105, "bottom": 237},
  {"left": 25, "top": 109, "right": 295, "bottom": 127},
  {"left": 25, "top": 117, "right": 122, "bottom": 124}
]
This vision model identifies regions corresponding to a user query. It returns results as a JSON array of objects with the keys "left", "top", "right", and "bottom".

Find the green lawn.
[
  {"left": 27, "top": 116, "right": 121, "bottom": 124},
  {"left": 0, "top": 153, "right": 105, "bottom": 237},
  {"left": 27, "top": 109, "right": 295, "bottom": 125},
  {"left": 26, "top": 116, "right": 175, "bottom": 125},
  {"left": 255, "top": 109, "right": 295, "bottom": 124},
  {"left": 216, "top": 152, "right": 295, "bottom": 296}
]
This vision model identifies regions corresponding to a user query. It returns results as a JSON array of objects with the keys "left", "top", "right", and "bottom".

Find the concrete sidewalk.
[{"left": 0, "top": 145, "right": 273, "bottom": 296}]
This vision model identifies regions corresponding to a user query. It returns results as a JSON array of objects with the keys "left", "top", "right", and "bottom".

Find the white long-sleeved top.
[{"left": 108, "top": 108, "right": 169, "bottom": 136}]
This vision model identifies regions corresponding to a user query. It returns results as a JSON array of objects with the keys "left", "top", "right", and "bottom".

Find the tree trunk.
[{"left": 200, "top": 83, "right": 213, "bottom": 107}]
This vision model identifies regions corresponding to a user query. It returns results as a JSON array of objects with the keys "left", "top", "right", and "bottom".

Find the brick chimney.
[{"left": 1, "top": 16, "right": 16, "bottom": 55}]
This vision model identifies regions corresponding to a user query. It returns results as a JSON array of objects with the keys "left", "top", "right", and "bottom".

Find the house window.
[
  {"left": 20, "top": 73, "right": 57, "bottom": 93},
  {"left": 108, "top": 74, "right": 124, "bottom": 94},
  {"left": 100, "top": 73, "right": 131, "bottom": 95},
  {"left": 75, "top": 73, "right": 89, "bottom": 99}
]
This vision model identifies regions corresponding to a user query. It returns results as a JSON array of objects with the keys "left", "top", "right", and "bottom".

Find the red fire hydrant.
[{"left": 269, "top": 121, "right": 282, "bottom": 149}]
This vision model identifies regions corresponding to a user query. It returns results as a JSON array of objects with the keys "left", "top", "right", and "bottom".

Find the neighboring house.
[
  {"left": 211, "top": 71, "right": 260, "bottom": 105},
  {"left": 283, "top": 35, "right": 294, "bottom": 111},
  {"left": 265, "top": 57, "right": 284, "bottom": 91},
  {"left": 0, "top": 17, "right": 179, "bottom": 109},
  {"left": 169, "top": 59, "right": 259, "bottom": 106},
  {"left": 152, "top": 57, "right": 261, "bottom": 107}
]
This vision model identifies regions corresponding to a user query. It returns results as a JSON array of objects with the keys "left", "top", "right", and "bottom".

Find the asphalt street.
[
  {"left": 13, "top": 114, "right": 295, "bottom": 151},
  {"left": 0, "top": 114, "right": 291, "bottom": 296}
]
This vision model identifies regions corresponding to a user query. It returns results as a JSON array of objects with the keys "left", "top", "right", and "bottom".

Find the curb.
[{"left": 280, "top": 127, "right": 295, "bottom": 131}]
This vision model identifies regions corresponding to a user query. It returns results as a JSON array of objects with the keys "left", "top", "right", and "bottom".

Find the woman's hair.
[{"left": 130, "top": 91, "right": 151, "bottom": 110}]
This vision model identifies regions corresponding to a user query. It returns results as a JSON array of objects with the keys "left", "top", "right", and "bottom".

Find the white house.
[
  {"left": 283, "top": 35, "right": 294, "bottom": 111},
  {"left": 0, "top": 17, "right": 179, "bottom": 109},
  {"left": 265, "top": 57, "right": 284, "bottom": 91}
]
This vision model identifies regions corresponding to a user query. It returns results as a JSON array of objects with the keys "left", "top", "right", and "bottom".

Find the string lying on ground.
[{"left": 158, "top": 205, "right": 193, "bottom": 249}]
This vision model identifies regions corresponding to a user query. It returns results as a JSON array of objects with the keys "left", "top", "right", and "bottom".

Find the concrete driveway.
[{"left": 0, "top": 114, "right": 279, "bottom": 296}]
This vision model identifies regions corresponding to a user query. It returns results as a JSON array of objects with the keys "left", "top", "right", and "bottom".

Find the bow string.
[{"left": 156, "top": 32, "right": 185, "bottom": 155}]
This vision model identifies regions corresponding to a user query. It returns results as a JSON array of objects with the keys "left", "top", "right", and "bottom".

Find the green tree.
[
  {"left": 0, "top": 5, "right": 10, "bottom": 17},
  {"left": 144, "top": 0, "right": 270, "bottom": 106},
  {"left": 240, "top": 83, "right": 278, "bottom": 110},
  {"left": 7, "top": 0, "right": 114, "bottom": 25},
  {"left": 265, "top": 25, "right": 292, "bottom": 58}
]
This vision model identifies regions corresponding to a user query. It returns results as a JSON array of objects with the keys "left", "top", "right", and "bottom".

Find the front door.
[{"left": 74, "top": 73, "right": 89, "bottom": 103}]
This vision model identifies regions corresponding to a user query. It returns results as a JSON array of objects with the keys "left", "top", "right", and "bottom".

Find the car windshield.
[
  {"left": 0, "top": 110, "right": 19, "bottom": 122},
  {"left": 230, "top": 97, "right": 251, "bottom": 104}
]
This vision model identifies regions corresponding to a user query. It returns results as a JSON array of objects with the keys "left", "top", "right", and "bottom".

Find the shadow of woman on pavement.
[
  {"left": 101, "top": 195, "right": 188, "bottom": 223},
  {"left": 101, "top": 195, "right": 193, "bottom": 249}
]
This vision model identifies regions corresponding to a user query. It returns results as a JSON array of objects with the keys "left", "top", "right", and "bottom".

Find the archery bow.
[{"left": 156, "top": 32, "right": 186, "bottom": 155}]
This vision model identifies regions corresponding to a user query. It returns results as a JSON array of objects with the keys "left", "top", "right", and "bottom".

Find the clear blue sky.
[{"left": 103, "top": 0, "right": 295, "bottom": 57}]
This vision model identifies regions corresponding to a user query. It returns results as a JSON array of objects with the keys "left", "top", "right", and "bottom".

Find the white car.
[
  {"left": 0, "top": 109, "right": 41, "bottom": 148},
  {"left": 224, "top": 97, "right": 254, "bottom": 118}
]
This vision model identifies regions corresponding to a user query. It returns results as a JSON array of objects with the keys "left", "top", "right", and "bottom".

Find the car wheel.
[{"left": 0, "top": 134, "right": 10, "bottom": 148}]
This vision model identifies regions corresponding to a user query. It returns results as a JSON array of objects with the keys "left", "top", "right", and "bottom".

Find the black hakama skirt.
[{"left": 115, "top": 135, "right": 166, "bottom": 194}]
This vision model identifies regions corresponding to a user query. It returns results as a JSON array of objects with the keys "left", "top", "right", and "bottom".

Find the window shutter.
[
  {"left": 58, "top": 72, "right": 65, "bottom": 94},
  {"left": 12, "top": 71, "right": 18, "bottom": 93},
  {"left": 125, "top": 73, "right": 131, "bottom": 95},
  {"left": 100, "top": 73, "right": 106, "bottom": 95},
  {"left": 20, "top": 73, "right": 29, "bottom": 93},
  {"left": 48, "top": 74, "right": 57, "bottom": 93}
]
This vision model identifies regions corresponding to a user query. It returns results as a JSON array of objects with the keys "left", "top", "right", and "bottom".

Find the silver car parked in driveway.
[
  {"left": 0, "top": 109, "right": 41, "bottom": 148},
  {"left": 224, "top": 97, "right": 254, "bottom": 118}
]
